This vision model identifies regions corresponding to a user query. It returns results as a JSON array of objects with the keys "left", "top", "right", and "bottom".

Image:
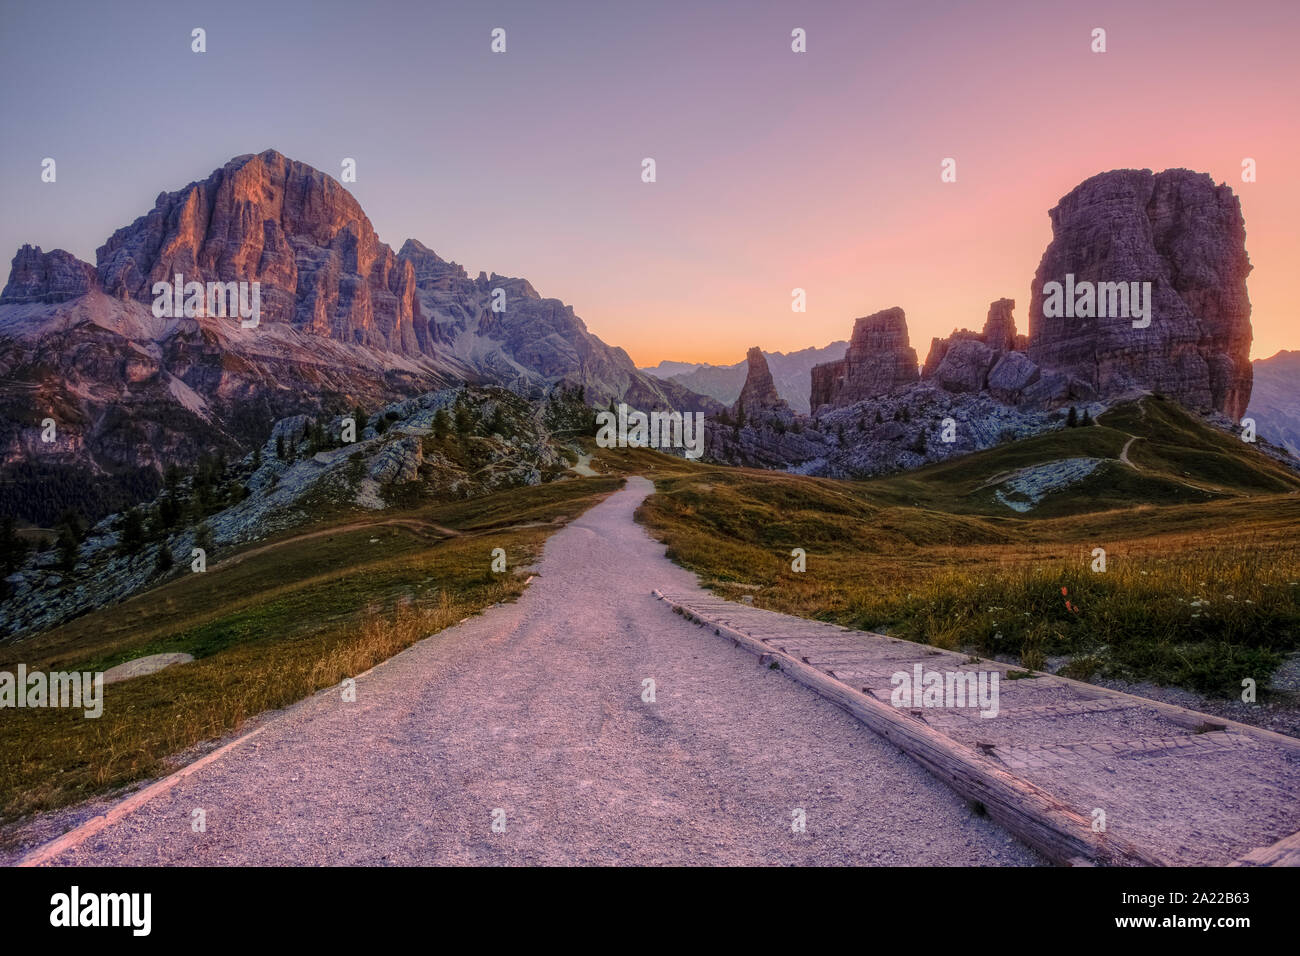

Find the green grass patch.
[
  {"left": 0, "top": 477, "right": 620, "bottom": 824},
  {"left": 632, "top": 398, "right": 1300, "bottom": 701}
]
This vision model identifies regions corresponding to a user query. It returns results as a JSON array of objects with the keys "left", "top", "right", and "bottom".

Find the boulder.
[
  {"left": 987, "top": 351, "right": 1041, "bottom": 403},
  {"left": 933, "top": 338, "right": 999, "bottom": 393},
  {"left": 368, "top": 436, "right": 424, "bottom": 484}
]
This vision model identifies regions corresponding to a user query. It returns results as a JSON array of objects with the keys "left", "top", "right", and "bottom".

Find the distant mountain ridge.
[
  {"left": 641, "top": 341, "right": 848, "bottom": 414},
  {"left": 1247, "top": 350, "right": 1300, "bottom": 458}
]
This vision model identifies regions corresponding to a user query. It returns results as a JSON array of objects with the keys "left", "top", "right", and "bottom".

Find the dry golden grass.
[
  {"left": 633, "top": 419, "right": 1300, "bottom": 700},
  {"left": 0, "top": 477, "right": 620, "bottom": 824}
]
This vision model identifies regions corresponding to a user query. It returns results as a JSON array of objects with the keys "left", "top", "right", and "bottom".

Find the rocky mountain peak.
[
  {"left": 93, "top": 148, "right": 429, "bottom": 354},
  {"left": 1027, "top": 167, "right": 1252, "bottom": 419},
  {"left": 0, "top": 151, "right": 719, "bottom": 524},
  {"left": 397, "top": 238, "right": 446, "bottom": 265},
  {"left": 810, "top": 307, "right": 919, "bottom": 411},
  {"left": 982, "top": 297, "right": 1018, "bottom": 352},
  {"left": 0, "top": 245, "right": 100, "bottom": 304},
  {"left": 732, "top": 346, "right": 790, "bottom": 419}
]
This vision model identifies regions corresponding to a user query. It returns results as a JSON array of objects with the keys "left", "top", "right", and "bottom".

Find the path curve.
[
  {"left": 26, "top": 478, "right": 1039, "bottom": 866},
  {"left": 1119, "top": 435, "right": 1139, "bottom": 468}
]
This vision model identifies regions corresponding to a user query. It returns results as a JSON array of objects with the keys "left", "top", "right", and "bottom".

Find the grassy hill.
[
  {"left": 635, "top": 397, "right": 1300, "bottom": 703},
  {"left": 5, "top": 395, "right": 1296, "bottom": 824},
  {"left": 0, "top": 476, "right": 620, "bottom": 823}
]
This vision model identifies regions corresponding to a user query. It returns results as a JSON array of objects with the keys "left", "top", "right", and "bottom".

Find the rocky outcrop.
[
  {"left": 986, "top": 351, "right": 1041, "bottom": 404},
  {"left": 932, "top": 338, "right": 1001, "bottom": 394},
  {"left": 732, "top": 347, "right": 791, "bottom": 420},
  {"left": 810, "top": 307, "right": 919, "bottom": 411},
  {"left": 367, "top": 435, "right": 424, "bottom": 484},
  {"left": 641, "top": 341, "right": 848, "bottom": 415},
  {"left": 1027, "top": 168, "right": 1253, "bottom": 420},
  {"left": 920, "top": 299, "right": 1052, "bottom": 403},
  {"left": 0, "top": 152, "right": 718, "bottom": 524},
  {"left": 982, "top": 297, "right": 1017, "bottom": 352},
  {"left": 95, "top": 150, "right": 430, "bottom": 354},
  {"left": 1, "top": 246, "right": 100, "bottom": 303},
  {"left": 921, "top": 330, "right": 980, "bottom": 379},
  {"left": 715, "top": 168, "right": 1259, "bottom": 475},
  {"left": 708, "top": 377, "right": 1063, "bottom": 479}
]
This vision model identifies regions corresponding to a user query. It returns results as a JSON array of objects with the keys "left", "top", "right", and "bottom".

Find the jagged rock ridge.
[
  {"left": 714, "top": 168, "right": 1257, "bottom": 478},
  {"left": 0, "top": 151, "right": 715, "bottom": 523}
]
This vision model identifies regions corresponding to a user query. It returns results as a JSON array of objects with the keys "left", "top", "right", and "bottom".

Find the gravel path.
[{"left": 33, "top": 477, "right": 1041, "bottom": 866}]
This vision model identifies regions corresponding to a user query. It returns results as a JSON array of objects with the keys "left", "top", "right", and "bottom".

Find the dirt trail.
[
  {"left": 21, "top": 478, "right": 1039, "bottom": 866},
  {"left": 1119, "top": 436, "right": 1139, "bottom": 467},
  {"left": 208, "top": 518, "right": 460, "bottom": 572},
  {"left": 211, "top": 514, "right": 573, "bottom": 572}
]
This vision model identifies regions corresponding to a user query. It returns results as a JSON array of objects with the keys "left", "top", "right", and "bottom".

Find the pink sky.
[{"left": 3, "top": 0, "right": 1294, "bottom": 367}]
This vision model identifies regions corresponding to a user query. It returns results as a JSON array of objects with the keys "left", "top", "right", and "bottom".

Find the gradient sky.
[{"left": 2, "top": 0, "right": 1297, "bottom": 366}]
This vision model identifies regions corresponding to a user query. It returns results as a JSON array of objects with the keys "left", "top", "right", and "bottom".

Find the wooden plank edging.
[
  {"left": 17, "top": 725, "right": 269, "bottom": 867},
  {"left": 654, "top": 589, "right": 1170, "bottom": 867},
  {"left": 1230, "top": 828, "right": 1300, "bottom": 867}
]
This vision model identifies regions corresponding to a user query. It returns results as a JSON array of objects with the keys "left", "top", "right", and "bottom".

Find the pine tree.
[
  {"left": 119, "top": 508, "right": 145, "bottom": 556},
  {"left": 1067, "top": 406, "right": 1079, "bottom": 427},
  {"left": 454, "top": 402, "right": 474, "bottom": 436},
  {"left": 0, "top": 517, "right": 28, "bottom": 575},
  {"left": 56, "top": 509, "right": 86, "bottom": 543},
  {"left": 56, "top": 524, "right": 79, "bottom": 574},
  {"left": 194, "top": 522, "right": 214, "bottom": 555}
]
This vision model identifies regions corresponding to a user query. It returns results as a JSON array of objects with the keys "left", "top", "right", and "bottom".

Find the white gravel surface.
[{"left": 27, "top": 477, "right": 1042, "bottom": 866}]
